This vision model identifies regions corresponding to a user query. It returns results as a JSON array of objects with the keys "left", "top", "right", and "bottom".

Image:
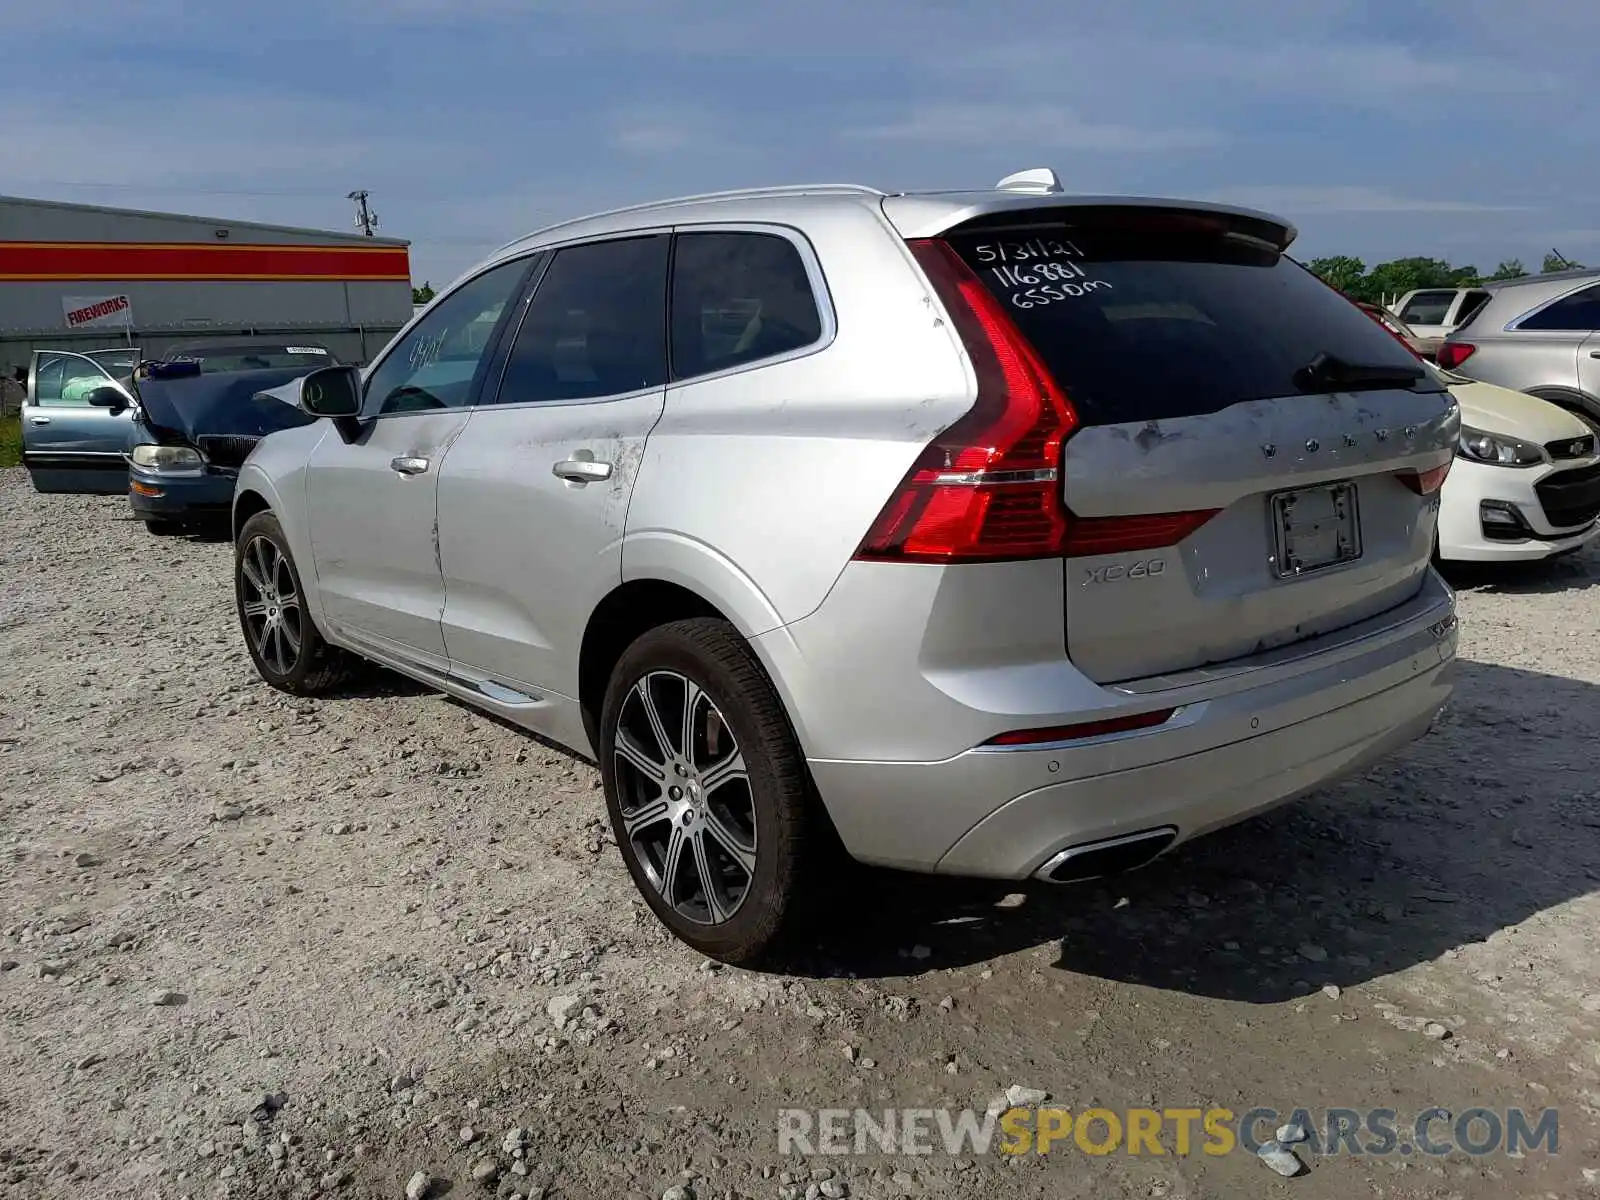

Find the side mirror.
[
  {"left": 86, "top": 386, "right": 129, "bottom": 412},
  {"left": 299, "top": 365, "right": 363, "bottom": 418}
]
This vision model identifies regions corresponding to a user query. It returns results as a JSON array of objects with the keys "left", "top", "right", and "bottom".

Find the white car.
[{"left": 1436, "top": 368, "right": 1600, "bottom": 561}]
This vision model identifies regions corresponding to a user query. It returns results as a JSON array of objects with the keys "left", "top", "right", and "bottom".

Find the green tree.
[
  {"left": 1486, "top": 259, "right": 1527, "bottom": 281},
  {"left": 1307, "top": 255, "right": 1369, "bottom": 298},
  {"left": 1541, "top": 252, "right": 1584, "bottom": 274},
  {"left": 1363, "top": 257, "right": 1478, "bottom": 304},
  {"left": 412, "top": 282, "right": 436, "bottom": 304}
]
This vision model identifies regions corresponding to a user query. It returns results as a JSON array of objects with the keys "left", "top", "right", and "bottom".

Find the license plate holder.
[{"left": 1270, "top": 481, "right": 1362, "bottom": 578}]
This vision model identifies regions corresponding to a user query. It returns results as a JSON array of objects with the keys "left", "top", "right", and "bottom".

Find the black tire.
[
  {"left": 599, "top": 618, "right": 818, "bottom": 965},
  {"left": 234, "top": 510, "right": 351, "bottom": 696},
  {"left": 145, "top": 519, "right": 183, "bottom": 536}
]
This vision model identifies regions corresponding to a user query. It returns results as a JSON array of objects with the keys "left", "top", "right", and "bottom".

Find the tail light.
[
  {"left": 1400, "top": 463, "right": 1451, "bottom": 495},
  {"left": 854, "top": 239, "right": 1217, "bottom": 563},
  {"left": 1436, "top": 342, "right": 1476, "bottom": 371},
  {"left": 854, "top": 239, "right": 1075, "bottom": 562}
]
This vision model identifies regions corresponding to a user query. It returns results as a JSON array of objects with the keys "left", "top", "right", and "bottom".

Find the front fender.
[{"left": 234, "top": 424, "right": 332, "bottom": 630}]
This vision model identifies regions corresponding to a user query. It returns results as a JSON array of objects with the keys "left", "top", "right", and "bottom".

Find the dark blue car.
[{"left": 125, "top": 354, "right": 329, "bottom": 534}]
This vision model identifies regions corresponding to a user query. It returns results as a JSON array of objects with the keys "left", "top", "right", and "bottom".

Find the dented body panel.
[
  {"left": 303, "top": 411, "right": 471, "bottom": 671},
  {"left": 1062, "top": 388, "right": 1458, "bottom": 681},
  {"left": 438, "top": 389, "right": 667, "bottom": 700}
]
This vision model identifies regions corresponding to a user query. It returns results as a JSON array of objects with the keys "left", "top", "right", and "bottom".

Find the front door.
[
  {"left": 303, "top": 256, "right": 534, "bottom": 670},
  {"left": 438, "top": 233, "right": 672, "bottom": 701},
  {"left": 20, "top": 350, "right": 137, "bottom": 493}
]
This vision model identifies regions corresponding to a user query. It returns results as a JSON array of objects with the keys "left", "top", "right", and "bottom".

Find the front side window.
[
  {"left": 1518, "top": 284, "right": 1600, "bottom": 333},
  {"left": 494, "top": 236, "right": 670, "bottom": 404},
  {"left": 670, "top": 231, "right": 823, "bottom": 381},
  {"left": 364, "top": 257, "right": 531, "bottom": 416},
  {"left": 32, "top": 353, "right": 117, "bottom": 407}
]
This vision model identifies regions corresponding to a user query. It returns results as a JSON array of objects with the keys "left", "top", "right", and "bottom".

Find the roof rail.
[{"left": 489, "top": 183, "right": 885, "bottom": 257}]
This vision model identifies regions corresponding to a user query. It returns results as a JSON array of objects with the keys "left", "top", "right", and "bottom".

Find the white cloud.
[
  {"left": 605, "top": 105, "right": 740, "bottom": 156},
  {"left": 844, "top": 104, "right": 1221, "bottom": 152}
]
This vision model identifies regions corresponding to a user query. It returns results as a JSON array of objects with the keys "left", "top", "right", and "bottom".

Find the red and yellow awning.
[{"left": 0, "top": 240, "right": 411, "bottom": 282}]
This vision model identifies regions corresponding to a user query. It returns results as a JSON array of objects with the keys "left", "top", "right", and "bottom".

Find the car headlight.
[
  {"left": 1456, "top": 427, "right": 1544, "bottom": 467},
  {"left": 129, "top": 443, "right": 204, "bottom": 475}
]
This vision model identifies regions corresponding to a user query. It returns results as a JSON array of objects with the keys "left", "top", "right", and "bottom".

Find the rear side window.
[
  {"left": 946, "top": 221, "right": 1434, "bottom": 426},
  {"left": 670, "top": 231, "right": 823, "bottom": 381},
  {"left": 1517, "top": 283, "right": 1600, "bottom": 332},
  {"left": 495, "top": 235, "right": 670, "bottom": 404},
  {"left": 1398, "top": 290, "right": 1457, "bottom": 327}
]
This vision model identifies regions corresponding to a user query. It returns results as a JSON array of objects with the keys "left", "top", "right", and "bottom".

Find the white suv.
[{"left": 233, "top": 171, "right": 1460, "bottom": 962}]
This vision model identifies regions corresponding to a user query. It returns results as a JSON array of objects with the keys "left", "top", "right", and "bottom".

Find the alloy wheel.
[
  {"left": 612, "top": 670, "right": 758, "bottom": 925},
  {"left": 239, "top": 535, "right": 304, "bottom": 676}
]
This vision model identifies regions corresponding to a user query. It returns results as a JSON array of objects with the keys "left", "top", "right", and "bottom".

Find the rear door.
[
  {"left": 20, "top": 350, "right": 136, "bottom": 494},
  {"left": 938, "top": 209, "right": 1456, "bottom": 683},
  {"left": 438, "top": 233, "right": 671, "bottom": 699}
]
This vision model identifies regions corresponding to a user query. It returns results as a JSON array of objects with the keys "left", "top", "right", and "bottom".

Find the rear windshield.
[{"left": 947, "top": 220, "right": 1439, "bottom": 425}]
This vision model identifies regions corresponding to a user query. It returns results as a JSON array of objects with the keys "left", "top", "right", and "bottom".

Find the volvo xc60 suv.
[{"left": 232, "top": 170, "right": 1460, "bottom": 962}]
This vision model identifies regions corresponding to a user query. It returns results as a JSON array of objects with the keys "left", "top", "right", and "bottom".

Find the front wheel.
[
  {"left": 234, "top": 511, "right": 351, "bottom": 696},
  {"left": 599, "top": 619, "right": 818, "bottom": 964}
]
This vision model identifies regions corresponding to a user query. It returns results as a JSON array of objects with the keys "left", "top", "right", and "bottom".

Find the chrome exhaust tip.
[{"left": 1033, "top": 826, "right": 1179, "bottom": 884}]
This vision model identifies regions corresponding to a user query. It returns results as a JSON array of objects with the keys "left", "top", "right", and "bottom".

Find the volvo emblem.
[
  {"left": 1305, "top": 438, "right": 1320, "bottom": 452},
  {"left": 1261, "top": 443, "right": 1277, "bottom": 459}
]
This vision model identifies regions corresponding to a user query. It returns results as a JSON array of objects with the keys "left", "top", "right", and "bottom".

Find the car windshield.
[
  {"left": 166, "top": 344, "right": 336, "bottom": 372},
  {"left": 85, "top": 349, "right": 140, "bottom": 376}
]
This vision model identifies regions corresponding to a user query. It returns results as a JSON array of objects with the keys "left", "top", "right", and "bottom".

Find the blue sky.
[{"left": 4, "top": 0, "right": 1595, "bottom": 287}]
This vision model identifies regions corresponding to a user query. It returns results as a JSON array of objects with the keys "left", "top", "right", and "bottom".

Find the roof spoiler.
[{"left": 883, "top": 191, "right": 1297, "bottom": 250}]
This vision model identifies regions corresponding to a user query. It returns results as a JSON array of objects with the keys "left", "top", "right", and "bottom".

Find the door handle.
[
  {"left": 553, "top": 458, "right": 613, "bottom": 483},
  {"left": 1589, "top": 350, "right": 1600, "bottom": 359},
  {"left": 390, "top": 456, "right": 429, "bottom": 475},
  {"left": 28, "top": 415, "right": 50, "bottom": 425}
]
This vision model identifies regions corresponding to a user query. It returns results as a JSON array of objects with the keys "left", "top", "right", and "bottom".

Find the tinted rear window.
[
  {"left": 1453, "top": 290, "right": 1491, "bottom": 327},
  {"left": 947, "top": 222, "right": 1436, "bottom": 426},
  {"left": 1398, "top": 291, "right": 1456, "bottom": 326}
]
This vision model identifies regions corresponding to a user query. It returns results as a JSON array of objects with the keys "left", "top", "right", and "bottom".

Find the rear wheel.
[
  {"left": 599, "top": 619, "right": 815, "bottom": 964},
  {"left": 235, "top": 510, "right": 351, "bottom": 696}
]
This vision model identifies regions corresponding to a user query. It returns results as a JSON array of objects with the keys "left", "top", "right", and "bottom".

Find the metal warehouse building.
[{"left": 0, "top": 195, "right": 415, "bottom": 370}]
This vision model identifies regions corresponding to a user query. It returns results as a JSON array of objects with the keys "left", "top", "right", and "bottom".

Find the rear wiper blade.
[{"left": 1295, "top": 351, "right": 1425, "bottom": 393}]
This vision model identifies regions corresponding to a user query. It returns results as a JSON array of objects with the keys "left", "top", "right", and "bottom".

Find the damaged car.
[{"left": 124, "top": 358, "right": 321, "bottom": 534}]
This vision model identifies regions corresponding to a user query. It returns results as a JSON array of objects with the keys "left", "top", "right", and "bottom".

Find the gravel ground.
[{"left": 3, "top": 466, "right": 1599, "bottom": 1200}]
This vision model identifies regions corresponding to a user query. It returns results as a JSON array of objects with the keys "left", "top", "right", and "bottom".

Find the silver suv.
[
  {"left": 232, "top": 171, "right": 1460, "bottom": 962},
  {"left": 1438, "top": 268, "right": 1600, "bottom": 433}
]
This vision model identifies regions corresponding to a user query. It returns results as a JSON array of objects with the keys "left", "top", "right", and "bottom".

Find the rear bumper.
[
  {"left": 127, "top": 470, "right": 235, "bottom": 521},
  {"left": 765, "top": 567, "right": 1456, "bottom": 879}
]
